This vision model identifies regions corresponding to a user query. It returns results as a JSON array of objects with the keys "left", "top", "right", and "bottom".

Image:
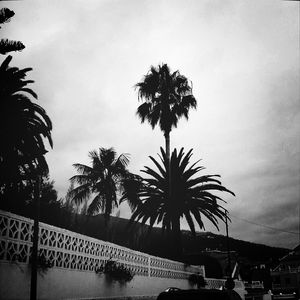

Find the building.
[{"left": 271, "top": 244, "right": 300, "bottom": 296}]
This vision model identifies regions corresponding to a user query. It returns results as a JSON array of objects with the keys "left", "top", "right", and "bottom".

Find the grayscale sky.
[{"left": 3, "top": 0, "right": 299, "bottom": 249}]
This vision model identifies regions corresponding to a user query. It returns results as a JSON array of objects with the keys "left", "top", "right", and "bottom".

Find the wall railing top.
[{"left": 0, "top": 209, "right": 204, "bottom": 278}]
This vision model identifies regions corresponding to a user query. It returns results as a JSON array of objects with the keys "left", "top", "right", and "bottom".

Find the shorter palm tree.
[
  {"left": 68, "top": 147, "right": 132, "bottom": 223},
  {"left": 121, "top": 147, "right": 235, "bottom": 258}
]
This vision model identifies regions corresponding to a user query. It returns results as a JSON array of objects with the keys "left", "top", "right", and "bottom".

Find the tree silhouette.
[
  {"left": 0, "top": 175, "right": 75, "bottom": 230},
  {"left": 121, "top": 147, "right": 235, "bottom": 259},
  {"left": 135, "top": 64, "right": 196, "bottom": 163},
  {"left": 68, "top": 147, "right": 132, "bottom": 224},
  {"left": 0, "top": 55, "right": 53, "bottom": 189}
]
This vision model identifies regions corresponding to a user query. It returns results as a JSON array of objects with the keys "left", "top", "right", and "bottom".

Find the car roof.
[{"left": 157, "top": 288, "right": 231, "bottom": 300}]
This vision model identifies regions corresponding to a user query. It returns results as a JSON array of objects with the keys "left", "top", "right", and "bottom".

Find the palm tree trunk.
[
  {"left": 30, "top": 175, "right": 40, "bottom": 300},
  {"left": 164, "top": 131, "right": 171, "bottom": 201},
  {"left": 171, "top": 216, "right": 182, "bottom": 259},
  {"left": 165, "top": 131, "right": 182, "bottom": 258},
  {"left": 104, "top": 213, "right": 110, "bottom": 241},
  {"left": 164, "top": 131, "right": 170, "bottom": 163}
]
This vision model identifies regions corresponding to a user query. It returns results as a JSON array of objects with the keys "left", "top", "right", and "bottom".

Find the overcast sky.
[{"left": 3, "top": 0, "right": 299, "bottom": 249}]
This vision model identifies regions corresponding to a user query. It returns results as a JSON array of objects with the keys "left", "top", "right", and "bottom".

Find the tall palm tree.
[
  {"left": 135, "top": 64, "right": 197, "bottom": 163},
  {"left": 0, "top": 55, "right": 52, "bottom": 187},
  {"left": 68, "top": 147, "right": 131, "bottom": 223},
  {"left": 121, "top": 147, "right": 235, "bottom": 259},
  {"left": 0, "top": 56, "right": 53, "bottom": 300}
]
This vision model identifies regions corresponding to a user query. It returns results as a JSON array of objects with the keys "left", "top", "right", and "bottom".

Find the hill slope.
[{"left": 73, "top": 213, "right": 289, "bottom": 265}]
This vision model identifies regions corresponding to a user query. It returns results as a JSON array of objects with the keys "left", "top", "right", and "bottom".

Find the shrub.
[
  {"left": 188, "top": 273, "right": 207, "bottom": 288},
  {"left": 96, "top": 259, "right": 134, "bottom": 283}
]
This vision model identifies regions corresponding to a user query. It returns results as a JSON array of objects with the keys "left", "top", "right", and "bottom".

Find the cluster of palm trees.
[
  {"left": 0, "top": 6, "right": 235, "bottom": 296},
  {"left": 69, "top": 64, "right": 234, "bottom": 259},
  {"left": 0, "top": 46, "right": 234, "bottom": 259}
]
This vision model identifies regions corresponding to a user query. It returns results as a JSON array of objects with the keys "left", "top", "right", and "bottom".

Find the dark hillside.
[{"left": 74, "top": 213, "right": 289, "bottom": 265}]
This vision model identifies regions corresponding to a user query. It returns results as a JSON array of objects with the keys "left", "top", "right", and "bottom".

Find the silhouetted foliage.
[
  {"left": 38, "top": 177, "right": 74, "bottom": 229},
  {"left": 0, "top": 175, "right": 75, "bottom": 230},
  {"left": 95, "top": 259, "right": 134, "bottom": 283},
  {"left": 135, "top": 64, "right": 197, "bottom": 161},
  {"left": 29, "top": 252, "right": 53, "bottom": 273},
  {"left": 0, "top": 8, "right": 14, "bottom": 26},
  {"left": 0, "top": 55, "right": 52, "bottom": 188},
  {"left": 0, "top": 180, "right": 34, "bottom": 215},
  {"left": 68, "top": 147, "right": 133, "bottom": 223},
  {"left": 0, "top": 8, "right": 25, "bottom": 54},
  {"left": 0, "top": 39, "right": 25, "bottom": 55},
  {"left": 121, "top": 147, "right": 235, "bottom": 258},
  {"left": 188, "top": 273, "right": 207, "bottom": 288}
]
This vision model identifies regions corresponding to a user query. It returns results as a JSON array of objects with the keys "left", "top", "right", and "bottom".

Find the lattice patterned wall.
[
  {"left": 206, "top": 278, "right": 226, "bottom": 289},
  {"left": 206, "top": 278, "right": 245, "bottom": 290},
  {"left": 0, "top": 210, "right": 204, "bottom": 280}
]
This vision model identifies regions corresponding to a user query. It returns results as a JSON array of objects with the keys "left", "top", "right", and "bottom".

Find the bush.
[
  {"left": 188, "top": 273, "right": 206, "bottom": 288},
  {"left": 29, "top": 252, "right": 53, "bottom": 273},
  {"left": 95, "top": 259, "right": 134, "bottom": 283}
]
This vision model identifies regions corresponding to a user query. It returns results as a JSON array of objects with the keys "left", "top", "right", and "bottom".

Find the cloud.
[{"left": 3, "top": 0, "right": 299, "bottom": 249}]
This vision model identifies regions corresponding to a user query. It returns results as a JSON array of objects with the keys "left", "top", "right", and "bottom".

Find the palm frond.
[
  {"left": 191, "top": 208, "right": 205, "bottom": 230},
  {"left": 184, "top": 210, "right": 196, "bottom": 236},
  {"left": 69, "top": 174, "right": 91, "bottom": 185},
  {"left": 196, "top": 184, "right": 235, "bottom": 196},
  {"left": 115, "top": 152, "right": 130, "bottom": 169},
  {"left": 136, "top": 102, "right": 152, "bottom": 123},
  {"left": 72, "top": 163, "right": 94, "bottom": 175},
  {"left": 0, "top": 39, "right": 25, "bottom": 55},
  {"left": 0, "top": 54, "right": 12, "bottom": 71},
  {"left": 120, "top": 175, "right": 143, "bottom": 211},
  {"left": 147, "top": 154, "right": 166, "bottom": 177},
  {"left": 0, "top": 8, "right": 15, "bottom": 25},
  {"left": 68, "top": 183, "right": 91, "bottom": 205},
  {"left": 141, "top": 166, "right": 165, "bottom": 183},
  {"left": 87, "top": 194, "right": 103, "bottom": 215}
]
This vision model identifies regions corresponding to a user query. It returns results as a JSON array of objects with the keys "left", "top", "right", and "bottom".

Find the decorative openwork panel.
[
  {"left": 206, "top": 278, "right": 226, "bottom": 289},
  {"left": 149, "top": 256, "right": 205, "bottom": 276},
  {"left": 206, "top": 278, "right": 244, "bottom": 290},
  {"left": 0, "top": 210, "right": 203, "bottom": 280}
]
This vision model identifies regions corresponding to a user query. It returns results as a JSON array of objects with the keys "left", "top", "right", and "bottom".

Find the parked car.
[
  {"left": 156, "top": 288, "right": 241, "bottom": 300},
  {"left": 272, "top": 293, "right": 297, "bottom": 299}
]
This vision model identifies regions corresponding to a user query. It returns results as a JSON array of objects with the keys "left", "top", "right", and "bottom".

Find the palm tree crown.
[
  {"left": 68, "top": 147, "right": 131, "bottom": 219},
  {"left": 0, "top": 55, "right": 52, "bottom": 184},
  {"left": 135, "top": 64, "right": 197, "bottom": 160},
  {"left": 121, "top": 147, "right": 235, "bottom": 257}
]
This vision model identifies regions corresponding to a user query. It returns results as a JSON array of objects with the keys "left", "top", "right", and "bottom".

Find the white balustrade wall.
[
  {"left": 0, "top": 210, "right": 246, "bottom": 300},
  {"left": 0, "top": 209, "right": 203, "bottom": 278},
  {"left": 0, "top": 209, "right": 208, "bottom": 299}
]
